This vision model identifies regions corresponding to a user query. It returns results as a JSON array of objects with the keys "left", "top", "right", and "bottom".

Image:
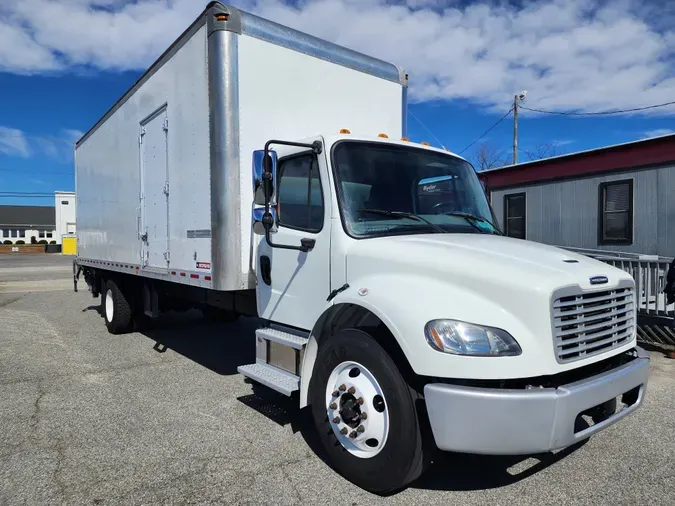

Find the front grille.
[{"left": 553, "top": 287, "right": 635, "bottom": 363}]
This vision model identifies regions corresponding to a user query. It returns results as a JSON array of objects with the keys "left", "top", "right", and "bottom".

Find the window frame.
[
  {"left": 598, "top": 179, "right": 634, "bottom": 245},
  {"left": 275, "top": 151, "right": 325, "bottom": 234},
  {"left": 39, "top": 230, "right": 45, "bottom": 238},
  {"left": 503, "top": 192, "right": 527, "bottom": 239}
]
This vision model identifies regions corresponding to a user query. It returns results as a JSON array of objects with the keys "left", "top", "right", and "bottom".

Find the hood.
[{"left": 345, "top": 233, "right": 630, "bottom": 296}]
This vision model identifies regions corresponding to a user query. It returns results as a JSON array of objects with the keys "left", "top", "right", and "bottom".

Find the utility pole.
[
  {"left": 513, "top": 90, "right": 527, "bottom": 165},
  {"left": 513, "top": 94, "right": 518, "bottom": 165}
]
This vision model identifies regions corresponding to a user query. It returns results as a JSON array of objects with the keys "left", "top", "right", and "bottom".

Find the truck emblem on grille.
[{"left": 589, "top": 276, "right": 608, "bottom": 285}]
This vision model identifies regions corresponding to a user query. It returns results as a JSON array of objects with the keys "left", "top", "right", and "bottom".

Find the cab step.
[
  {"left": 256, "top": 327, "right": 308, "bottom": 349},
  {"left": 238, "top": 326, "right": 309, "bottom": 396},
  {"left": 237, "top": 363, "right": 299, "bottom": 396}
]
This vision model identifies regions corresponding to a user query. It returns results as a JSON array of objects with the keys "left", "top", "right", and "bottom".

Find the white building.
[
  {"left": 55, "top": 191, "right": 76, "bottom": 241},
  {"left": 0, "top": 191, "right": 76, "bottom": 246}
]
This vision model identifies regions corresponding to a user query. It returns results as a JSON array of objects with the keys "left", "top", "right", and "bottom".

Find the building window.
[
  {"left": 10, "top": 229, "right": 18, "bottom": 238},
  {"left": 47, "top": 232, "right": 53, "bottom": 238},
  {"left": 504, "top": 192, "right": 526, "bottom": 239},
  {"left": 2, "top": 229, "right": 8, "bottom": 238},
  {"left": 599, "top": 179, "right": 633, "bottom": 245},
  {"left": 39, "top": 231, "right": 45, "bottom": 238},
  {"left": 19, "top": 229, "right": 25, "bottom": 238},
  {"left": 276, "top": 153, "right": 324, "bottom": 232}
]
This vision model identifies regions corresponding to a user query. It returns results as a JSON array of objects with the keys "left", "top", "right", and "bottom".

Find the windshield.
[{"left": 331, "top": 141, "right": 500, "bottom": 238}]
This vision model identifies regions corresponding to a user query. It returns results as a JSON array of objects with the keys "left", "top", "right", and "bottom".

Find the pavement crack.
[
  {"left": 30, "top": 379, "right": 46, "bottom": 440},
  {"left": 52, "top": 439, "right": 68, "bottom": 500}
]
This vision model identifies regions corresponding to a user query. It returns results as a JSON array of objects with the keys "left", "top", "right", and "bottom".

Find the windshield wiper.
[
  {"left": 441, "top": 212, "right": 503, "bottom": 235},
  {"left": 358, "top": 209, "right": 446, "bottom": 233}
]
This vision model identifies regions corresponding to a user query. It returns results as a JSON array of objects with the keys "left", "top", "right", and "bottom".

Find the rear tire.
[
  {"left": 103, "top": 279, "right": 133, "bottom": 334},
  {"left": 308, "top": 328, "right": 431, "bottom": 494}
]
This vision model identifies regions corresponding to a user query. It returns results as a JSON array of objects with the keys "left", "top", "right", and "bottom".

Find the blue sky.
[{"left": 1, "top": 0, "right": 674, "bottom": 206}]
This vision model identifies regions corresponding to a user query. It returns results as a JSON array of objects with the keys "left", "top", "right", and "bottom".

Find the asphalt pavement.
[{"left": 0, "top": 255, "right": 674, "bottom": 505}]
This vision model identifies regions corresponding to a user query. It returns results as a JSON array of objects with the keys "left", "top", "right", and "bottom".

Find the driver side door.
[{"left": 255, "top": 139, "right": 332, "bottom": 330}]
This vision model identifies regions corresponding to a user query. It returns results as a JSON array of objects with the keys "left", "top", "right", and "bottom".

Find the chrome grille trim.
[{"left": 552, "top": 283, "right": 636, "bottom": 364}]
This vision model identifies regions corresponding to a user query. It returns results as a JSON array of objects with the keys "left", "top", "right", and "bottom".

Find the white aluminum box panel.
[
  {"left": 235, "top": 35, "right": 404, "bottom": 286},
  {"left": 75, "top": 2, "right": 406, "bottom": 291},
  {"left": 76, "top": 24, "right": 212, "bottom": 276}
]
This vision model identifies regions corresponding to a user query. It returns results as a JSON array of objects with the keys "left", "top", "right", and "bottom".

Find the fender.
[{"left": 298, "top": 271, "right": 544, "bottom": 408}]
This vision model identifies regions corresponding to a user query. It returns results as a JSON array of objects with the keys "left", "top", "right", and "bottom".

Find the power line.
[
  {"left": 408, "top": 109, "right": 446, "bottom": 149},
  {"left": 458, "top": 107, "right": 514, "bottom": 155},
  {"left": 520, "top": 100, "right": 675, "bottom": 116}
]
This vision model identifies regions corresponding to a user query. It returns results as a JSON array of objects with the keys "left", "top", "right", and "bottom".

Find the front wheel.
[{"left": 308, "top": 328, "right": 431, "bottom": 494}]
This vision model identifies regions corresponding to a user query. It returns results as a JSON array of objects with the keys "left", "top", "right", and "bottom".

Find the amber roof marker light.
[{"left": 215, "top": 13, "right": 229, "bottom": 21}]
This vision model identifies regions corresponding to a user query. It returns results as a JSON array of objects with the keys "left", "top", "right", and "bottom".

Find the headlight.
[{"left": 424, "top": 319, "right": 521, "bottom": 356}]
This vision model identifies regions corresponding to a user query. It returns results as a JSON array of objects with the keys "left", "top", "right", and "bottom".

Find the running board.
[
  {"left": 238, "top": 326, "right": 309, "bottom": 396},
  {"left": 237, "top": 363, "right": 299, "bottom": 396}
]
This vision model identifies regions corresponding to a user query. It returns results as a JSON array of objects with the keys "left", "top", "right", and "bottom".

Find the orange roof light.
[
  {"left": 421, "top": 141, "right": 430, "bottom": 146},
  {"left": 401, "top": 137, "right": 410, "bottom": 142},
  {"left": 378, "top": 133, "right": 388, "bottom": 138},
  {"left": 215, "top": 13, "right": 229, "bottom": 21},
  {"left": 339, "top": 128, "right": 351, "bottom": 134}
]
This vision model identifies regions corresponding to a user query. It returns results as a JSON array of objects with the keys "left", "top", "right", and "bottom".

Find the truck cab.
[{"left": 241, "top": 131, "right": 649, "bottom": 493}]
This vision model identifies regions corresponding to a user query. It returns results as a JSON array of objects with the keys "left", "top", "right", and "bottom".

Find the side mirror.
[
  {"left": 252, "top": 149, "right": 278, "bottom": 206},
  {"left": 252, "top": 208, "right": 278, "bottom": 235}
]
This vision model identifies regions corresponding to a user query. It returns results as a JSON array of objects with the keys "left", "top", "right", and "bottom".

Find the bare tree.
[
  {"left": 521, "top": 142, "right": 561, "bottom": 161},
  {"left": 469, "top": 142, "right": 510, "bottom": 171}
]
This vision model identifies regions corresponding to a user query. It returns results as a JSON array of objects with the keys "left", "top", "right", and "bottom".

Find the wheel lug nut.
[
  {"left": 349, "top": 431, "right": 357, "bottom": 438},
  {"left": 332, "top": 390, "right": 340, "bottom": 397},
  {"left": 357, "top": 397, "right": 364, "bottom": 405},
  {"left": 340, "top": 427, "right": 348, "bottom": 435},
  {"left": 329, "top": 403, "right": 337, "bottom": 410},
  {"left": 360, "top": 413, "right": 367, "bottom": 420},
  {"left": 332, "top": 416, "right": 340, "bottom": 424},
  {"left": 338, "top": 384, "right": 346, "bottom": 391},
  {"left": 348, "top": 386, "right": 356, "bottom": 394},
  {"left": 357, "top": 425, "right": 365, "bottom": 433}
]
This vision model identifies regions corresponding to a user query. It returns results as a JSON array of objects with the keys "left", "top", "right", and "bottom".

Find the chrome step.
[
  {"left": 257, "top": 327, "right": 308, "bottom": 349},
  {"left": 237, "top": 363, "right": 300, "bottom": 396}
]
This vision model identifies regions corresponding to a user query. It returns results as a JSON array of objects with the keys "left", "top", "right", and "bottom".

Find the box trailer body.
[
  {"left": 73, "top": 1, "right": 650, "bottom": 495},
  {"left": 75, "top": 2, "right": 406, "bottom": 291}
]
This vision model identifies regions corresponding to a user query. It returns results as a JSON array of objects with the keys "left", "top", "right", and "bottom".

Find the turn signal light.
[{"left": 339, "top": 128, "right": 351, "bottom": 134}]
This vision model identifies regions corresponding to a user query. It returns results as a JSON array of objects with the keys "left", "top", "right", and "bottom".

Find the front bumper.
[{"left": 424, "top": 347, "right": 650, "bottom": 455}]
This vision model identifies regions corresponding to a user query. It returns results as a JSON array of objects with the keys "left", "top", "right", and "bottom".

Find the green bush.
[
  {"left": 49, "top": 240, "right": 57, "bottom": 245},
  {"left": 2, "top": 240, "right": 12, "bottom": 245},
  {"left": 38, "top": 240, "right": 48, "bottom": 245},
  {"left": 15, "top": 240, "right": 25, "bottom": 245}
]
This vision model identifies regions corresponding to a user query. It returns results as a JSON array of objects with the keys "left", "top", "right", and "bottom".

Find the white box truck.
[{"left": 73, "top": 1, "right": 650, "bottom": 494}]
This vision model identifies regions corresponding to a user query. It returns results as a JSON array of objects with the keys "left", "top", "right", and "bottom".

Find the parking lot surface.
[{"left": 1, "top": 255, "right": 674, "bottom": 505}]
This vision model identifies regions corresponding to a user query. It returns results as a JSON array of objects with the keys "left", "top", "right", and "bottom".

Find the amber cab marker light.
[
  {"left": 339, "top": 128, "right": 351, "bottom": 134},
  {"left": 378, "top": 133, "right": 388, "bottom": 138},
  {"left": 215, "top": 13, "right": 229, "bottom": 21},
  {"left": 421, "top": 141, "right": 430, "bottom": 146},
  {"left": 401, "top": 137, "right": 410, "bottom": 142}
]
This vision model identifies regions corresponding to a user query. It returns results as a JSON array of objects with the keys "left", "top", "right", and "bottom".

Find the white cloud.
[
  {"left": 0, "top": 127, "right": 30, "bottom": 157},
  {"left": 1, "top": 0, "right": 675, "bottom": 115},
  {"left": 642, "top": 128, "right": 675, "bottom": 138},
  {"left": 0, "top": 127, "right": 82, "bottom": 160}
]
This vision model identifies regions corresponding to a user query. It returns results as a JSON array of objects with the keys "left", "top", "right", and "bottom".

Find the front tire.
[
  {"left": 308, "top": 328, "right": 430, "bottom": 494},
  {"left": 103, "top": 279, "right": 133, "bottom": 334}
]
